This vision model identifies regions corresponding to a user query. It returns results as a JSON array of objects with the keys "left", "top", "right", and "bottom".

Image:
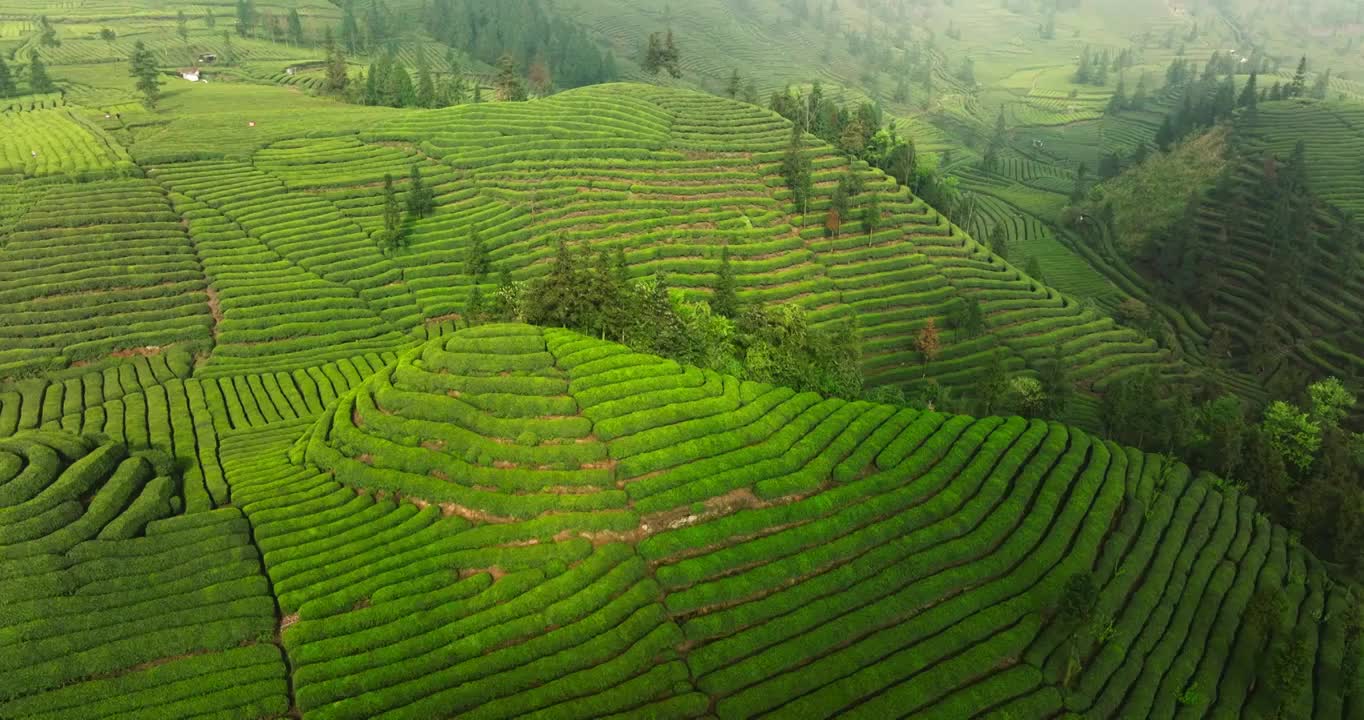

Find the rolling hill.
[
  {"left": 0, "top": 82, "right": 1186, "bottom": 430},
  {"left": 2, "top": 322, "right": 1360, "bottom": 719}
]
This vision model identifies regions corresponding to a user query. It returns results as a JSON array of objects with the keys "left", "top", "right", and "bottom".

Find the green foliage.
[
  {"left": 127, "top": 42, "right": 161, "bottom": 109},
  {"left": 1261, "top": 401, "right": 1322, "bottom": 473}
]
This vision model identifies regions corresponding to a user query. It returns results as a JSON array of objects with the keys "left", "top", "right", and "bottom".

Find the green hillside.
[
  {"left": 0, "top": 82, "right": 1184, "bottom": 426},
  {"left": 3, "top": 2, "right": 1364, "bottom": 717},
  {"left": 4, "top": 322, "right": 1360, "bottom": 719}
]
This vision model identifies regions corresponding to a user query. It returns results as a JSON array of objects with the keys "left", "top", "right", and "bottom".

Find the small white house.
[{"left": 179, "top": 67, "right": 200, "bottom": 82}]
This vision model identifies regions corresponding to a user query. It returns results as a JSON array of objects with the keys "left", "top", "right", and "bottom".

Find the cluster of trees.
[
  {"left": 352, "top": 46, "right": 470, "bottom": 108},
  {"left": 643, "top": 29, "right": 681, "bottom": 78},
  {"left": 422, "top": 0, "right": 617, "bottom": 91},
  {"left": 1102, "top": 372, "right": 1364, "bottom": 576},
  {"left": 1072, "top": 46, "right": 1138, "bottom": 86},
  {"left": 0, "top": 52, "right": 53, "bottom": 97},
  {"left": 233, "top": 0, "right": 305, "bottom": 46},
  {"left": 724, "top": 68, "right": 760, "bottom": 105},
  {"left": 375, "top": 166, "right": 435, "bottom": 253},
  {"left": 463, "top": 239, "right": 863, "bottom": 398}
]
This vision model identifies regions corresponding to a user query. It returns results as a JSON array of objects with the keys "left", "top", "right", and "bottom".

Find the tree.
[
  {"left": 464, "top": 284, "right": 485, "bottom": 326},
  {"left": 1307, "top": 377, "right": 1355, "bottom": 429},
  {"left": 862, "top": 192, "right": 881, "bottom": 242},
  {"left": 979, "top": 348, "right": 1012, "bottom": 416},
  {"left": 915, "top": 317, "right": 941, "bottom": 371},
  {"left": 405, "top": 164, "right": 435, "bottom": 218},
  {"left": 780, "top": 127, "right": 814, "bottom": 218},
  {"left": 0, "top": 55, "right": 14, "bottom": 97},
  {"left": 287, "top": 8, "right": 303, "bottom": 45},
  {"left": 221, "top": 31, "right": 237, "bottom": 65},
  {"left": 323, "top": 28, "right": 348, "bottom": 94},
  {"left": 527, "top": 55, "right": 552, "bottom": 97},
  {"left": 1271, "top": 634, "right": 1312, "bottom": 718},
  {"left": 177, "top": 10, "right": 190, "bottom": 43},
  {"left": 1288, "top": 56, "right": 1308, "bottom": 98},
  {"left": 379, "top": 173, "right": 403, "bottom": 252},
  {"left": 465, "top": 228, "right": 490, "bottom": 281},
  {"left": 127, "top": 43, "right": 159, "bottom": 107},
  {"left": 1239, "top": 71, "right": 1258, "bottom": 111},
  {"left": 826, "top": 176, "right": 849, "bottom": 238},
  {"left": 983, "top": 108, "right": 1006, "bottom": 171},
  {"left": 340, "top": 0, "right": 361, "bottom": 52},
  {"left": 643, "top": 29, "right": 682, "bottom": 78},
  {"left": 494, "top": 54, "right": 527, "bottom": 101},
  {"left": 415, "top": 47, "right": 436, "bottom": 107},
  {"left": 1056, "top": 572, "right": 1098, "bottom": 628},
  {"left": 99, "top": 27, "right": 117, "bottom": 45},
  {"left": 1037, "top": 344, "right": 1072, "bottom": 418},
  {"left": 234, "top": 0, "right": 255, "bottom": 37},
  {"left": 987, "top": 225, "right": 1008, "bottom": 261},
  {"left": 1009, "top": 376, "right": 1046, "bottom": 417},
  {"left": 36, "top": 16, "right": 59, "bottom": 47},
  {"left": 1025, "top": 255, "right": 1045, "bottom": 284},
  {"left": 1262, "top": 400, "right": 1322, "bottom": 473},
  {"left": 741, "top": 79, "right": 759, "bottom": 105},
  {"left": 711, "top": 245, "right": 740, "bottom": 318},
  {"left": 26, "top": 51, "right": 53, "bottom": 94},
  {"left": 203, "top": 8, "right": 216, "bottom": 28},
  {"left": 726, "top": 68, "right": 741, "bottom": 98}
]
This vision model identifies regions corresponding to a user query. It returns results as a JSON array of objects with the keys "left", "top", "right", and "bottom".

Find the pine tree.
[
  {"left": 1238, "top": 71, "right": 1258, "bottom": 111},
  {"left": 340, "top": 0, "right": 361, "bottom": 52},
  {"left": 983, "top": 108, "right": 1006, "bottom": 171},
  {"left": 406, "top": 165, "right": 434, "bottom": 218},
  {"left": 380, "top": 173, "right": 402, "bottom": 251},
  {"left": 1131, "top": 74, "right": 1148, "bottom": 109},
  {"left": 287, "top": 8, "right": 303, "bottom": 45},
  {"left": 203, "top": 9, "right": 215, "bottom": 28},
  {"left": 27, "top": 52, "right": 53, "bottom": 93},
  {"left": 323, "top": 28, "right": 348, "bottom": 94},
  {"left": 464, "top": 284, "right": 484, "bottom": 326},
  {"left": 780, "top": 126, "right": 814, "bottom": 219},
  {"left": 234, "top": 0, "right": 254, "bottom": 37},
  {"left": 1288, "top": 56, "right": 1308, "bottom": 98},
  {"left": 465, "top": 228, "right": 490, "bottom": 281},
  {"left": 494, "top": 53, "right": 527, "bottom": 101},
  {"left": 177, "top": 11, "right": 190, "bottom": 43},
  {"left": 863, "top": 192, "right": 881, "bottom": 244},
  {"left": 126, "top": 43, "right": 159, "bottom": 107},
  {"left": 0, "top": 55, "right": 14, "bottom": 97},
  {"left": 988, "top": 225, "right": 1008, "bottom": 261},
  {"left": 726, "top": 68, "right": 741, "bottom": 98},
  {"left": 221, "top": 31, "right": 237, "bottom": 65},
  {"left": 712, "top": 245, "right": 740, "bottom": 318},
  {"left": 415, "top": 46, "right": 436, "bottom": 107}
]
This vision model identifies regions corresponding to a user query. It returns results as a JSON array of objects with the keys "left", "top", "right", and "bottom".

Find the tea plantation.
[
  {"left": 0, "top": 74, "right": 1361, "bottom": 717},
  {"left": 3, "top": 320, "right": 1359, "bottom": 719}
]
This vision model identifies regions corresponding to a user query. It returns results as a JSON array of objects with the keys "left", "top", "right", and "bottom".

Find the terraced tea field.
[
  {"left": 1, "top": 53, "right": 1361, "bottom": 718},
  {"left": 3, "top": 321, "right": 1359, "bottom": 719}
]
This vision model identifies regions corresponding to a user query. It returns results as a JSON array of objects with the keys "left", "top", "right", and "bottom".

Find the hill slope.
[
  {"left": 239, "top": 322, "right": 1356, "bottom": 719},
  {"left": 0, "top": 82, "right": 1187, "bottom": 429}
]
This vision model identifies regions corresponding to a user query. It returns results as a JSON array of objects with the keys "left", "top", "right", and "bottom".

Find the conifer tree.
[
  {"left": 1238, "top": 71, "right": 1258, "bottom": 111},
  {"left": 177, "top": 11, "right": 190, "bottom": 43},
  {"left": 863, "top": 192, "right": 882, "bottom": 243},
  {"left": 415, "top": 46, "right": 436, "bottom": 107},
  {"left": 0, "top": 55, "right": 14, "bottom": 97},
  {"left": 380, "top": 173, "right": 402, "bottom": 251},
  {"left": 712, "top": 245, "right": 740, "bottom": 318},
  {"left": 126, "top": 43, "right": 159, "bottom": 107},
  {"left": 405, "top": 164, "right": 434, "bottom": 218},
  {"left": 1288, "top": 56, "right": 1308, "bottom": 98},
  {"left": 287, "top": 8, "right": 303, "bottom": 45},
  {"left": 780, "top": 126, "right": 814, "bottom": 219},
  {"left": 494, "top": 53, "right": 527, "bottom": 101},
  {"left": 323, "top": 29, "right": 348, "bottom": 94},
  {"left": 726, "top": 68, "right": 741, "bottom": 98},
  {"left": 465, "top": 228, "right": 489, "bottom": 281}
]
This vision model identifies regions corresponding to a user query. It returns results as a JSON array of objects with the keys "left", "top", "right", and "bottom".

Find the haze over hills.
[{"left": 0, "top": 0, "right": 1362, "bottom": 718}]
